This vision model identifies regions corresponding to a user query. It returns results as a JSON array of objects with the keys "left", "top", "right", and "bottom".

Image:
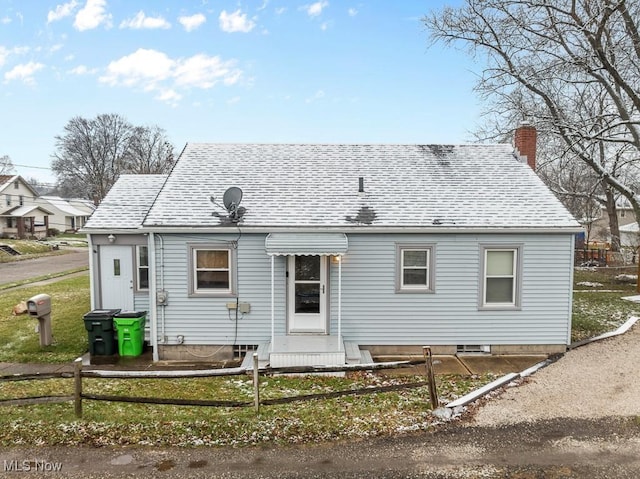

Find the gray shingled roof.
[
  {"left": 83, "top": 174, "right": 167, "bottom": 229},
  {"left": 85, "top": 145, "right": 580, "bottom": 231},
  {"left": 138, "top": 143, "right": 578, "bottom": 230}
]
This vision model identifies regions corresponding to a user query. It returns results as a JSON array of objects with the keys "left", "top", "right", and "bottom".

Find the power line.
[{"left": 13, "top": 163, "right": 52, "bottom": 170}]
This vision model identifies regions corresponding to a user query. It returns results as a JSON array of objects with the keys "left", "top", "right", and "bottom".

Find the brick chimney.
[{"left": 514, "top": 121, "right": 537, "bottom": 171}]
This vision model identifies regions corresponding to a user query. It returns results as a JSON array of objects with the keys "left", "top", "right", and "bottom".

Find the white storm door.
[
  {"left": 100, "top": 245, "right": 134, "bottom": 310},
  {"left": 287, "top": 255, "right": 327, "bottom": 334}
]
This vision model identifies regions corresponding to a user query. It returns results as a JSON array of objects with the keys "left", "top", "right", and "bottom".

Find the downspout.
[
  {"left": 158, "top": 234, "right": 166, "bottom": 345},
  {"left": 87, "top": 235, "right": 96, "bottom": 310},
  {"left": 149, "top": 232, "right": 159, "bottom": 362},
  {"left": 567, "top": 234, "right": 576, "bottom": 347},
  {"left": 338, "top": 255, "right": 342, "bottom": 351},
  {"left": 271, "top": 255, "right": 275, "bottom": 347}
]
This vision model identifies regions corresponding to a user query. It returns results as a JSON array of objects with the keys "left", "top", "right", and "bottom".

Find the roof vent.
[{"left": 358, "top": 177, "right": 364, "bottom": 193}]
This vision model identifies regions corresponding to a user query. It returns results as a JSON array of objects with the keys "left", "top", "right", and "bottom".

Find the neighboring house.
[
  {"left": 82, "top": 125, "right": 581, "bottom": 366},
  {"left": 619, "top": 222, "right": 640, "bottom": 264},
  {"left": 589, "top": 196, "right": 637, "bottom": 245},
  {"left": 0, "top": 175, "right": 51, "bottom": 239},
  {"left": 40, "top": 196, "right": 96, "bottom": 233}
]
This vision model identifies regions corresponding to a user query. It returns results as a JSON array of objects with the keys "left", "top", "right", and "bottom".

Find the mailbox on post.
[{"left": 27, "top": 293, "right": 52, "bottom": 346}]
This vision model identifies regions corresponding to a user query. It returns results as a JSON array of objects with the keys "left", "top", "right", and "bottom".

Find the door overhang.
[
  {"left": 267, "top": 233, "right": 347, "bottom": 350},
  {"left": 265, "top": 232, "right": 348, "bottom": 256}
]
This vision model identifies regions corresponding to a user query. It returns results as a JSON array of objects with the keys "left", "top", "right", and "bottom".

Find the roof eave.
[{"left": 84, "top": 224, "right": 583, "bottom": 235}]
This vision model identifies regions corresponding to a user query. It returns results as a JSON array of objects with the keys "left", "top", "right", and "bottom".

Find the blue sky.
[{"left": 0, "top": 0, "right": 481, "bottom": 186}]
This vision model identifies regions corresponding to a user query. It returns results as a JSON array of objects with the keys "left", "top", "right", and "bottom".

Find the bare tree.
[
  {"left": 424, "top": 0, "right": 640, "bottom": 226},
  {"left": 0, "top": 155, "right": 16, "bottom": 175},
  {"left": 52, "top": 114, "right": 175, "bottom": 203},
  {"left": 123, "top": 125, "right": 175, "bottom": 174}
]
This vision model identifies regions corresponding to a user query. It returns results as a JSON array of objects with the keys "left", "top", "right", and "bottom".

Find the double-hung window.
[
  {"left": 188, "top": 245, "right": 236, "bottom": 296},
  {"left": 136, "top": 245, "right": 149, "bottom": 291},
  {"left": 396, "top": 244, "right": 435, "bottom": 293},
  {"left": 480, "top": 245, "right": 522, "bottom": 309}
]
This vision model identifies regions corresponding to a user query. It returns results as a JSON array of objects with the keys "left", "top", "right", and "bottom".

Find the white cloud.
[
  {"left": 74, "top": 0, "right": 112, "bottom": 31},
  {"left": 275, "top": 7, "right": 286, "bottom": 15},
  {"left": 0, "top": 46, "right": 31, "bottom": 67},
  {"left": 227, "top": 96, "right": 241, "bottom": 104},
  {"left": 120, "top": 11, "right": 170, "bottom": 30},
  {"left": 305, "top": 89, "right": 325, "bottom": 103},
  {"left": 69, "top": 65, "right": 97, "bottom": 75},
  {"left": 1, "top": 16, "right": 11, "bottom": 24},
  {"left": 219, "top": 9, "right": 255, "bottom": 33},
  {"left": 100, "top": 48, "right": 174, "bottom": 87},
  {"left": 304, "top": 1, "right": 328, "bottom": 17},
  {"left": 47, "top": 0, "right": 79, "bottom": 23},
  {"left": 99, "top": 49, "right": 242, "bottom": 104},
  {"left": 4, "top": 62, "right": 45, "bottom": 85},
  {"left": 156, "top": 89, "right": 182, "bottom": 105},
  {"left": 178, "top": 13, "right": 206, "bottom": 32},
  {"left": 50, "top": 44, "right": 64, "bottom": 52},
  {"left": 348, "top": 8, "right": 357, "bottom": 17},
  {"left": 320, "top": 21, "right": 329, "bottom": 30},
  {"left": 174, "top": 54, "right": 241, "bottom": 88}
]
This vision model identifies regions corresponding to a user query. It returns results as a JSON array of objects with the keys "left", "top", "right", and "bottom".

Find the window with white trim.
[
  {"left": 480, "top": 246, "right": 522, "bottom": 308},
  {"left": 396, "top": 244, "right": 435, "bottom": 293},
  {"left": 188, "top": 245, "right": 236, "bottom": 296},
  {"left": 136, "top": 245, "right": 149, "bottom": 291}
]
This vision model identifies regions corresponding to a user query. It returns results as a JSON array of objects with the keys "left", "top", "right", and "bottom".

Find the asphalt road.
[
  {"left": 0, "top": 248, "right": 89, "bottom": 286},
  {"left": 1, "top": 417, "right": 639, "bottom": 478}
]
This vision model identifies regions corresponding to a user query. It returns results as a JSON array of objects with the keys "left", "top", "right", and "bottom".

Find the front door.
[
  {"left": 99, "top": 245, "right": 134, "bottom": 310},
  {"left": 287, "top": 255, "right": 327, "bottom": 333}
]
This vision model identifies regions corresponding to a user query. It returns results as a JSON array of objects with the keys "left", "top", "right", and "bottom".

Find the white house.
[
  {"left": 40, "top": 196, "right": 95, "bottom": 233},
  {"left": 81, "top": 125, "right": 581, "bottom": 365},
  {"left": 0, "top": 175, "right": 51, "bottom": 239}
]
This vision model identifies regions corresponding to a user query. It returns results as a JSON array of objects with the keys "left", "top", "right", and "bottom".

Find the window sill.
[
  {"left": 395, "top": 288, "right": 435, "bottom": 294},
  {"left": 188, "top": 292, "right": 237, "bottom": 298},
  {"left": 478, "top": 305, "right": 521, "bottom": 311}
]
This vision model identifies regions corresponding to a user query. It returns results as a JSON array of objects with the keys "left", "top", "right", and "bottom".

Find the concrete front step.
[{"left": 242, "top": 337, "right": 371, "bottom": 370}]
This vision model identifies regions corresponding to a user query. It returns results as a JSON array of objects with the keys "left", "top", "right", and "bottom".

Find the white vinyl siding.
[{"left": 150, "top": 233, "right": 572, "bottom": 347}]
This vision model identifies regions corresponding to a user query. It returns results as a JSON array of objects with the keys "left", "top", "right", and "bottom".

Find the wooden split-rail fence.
[{"left": 1, "top": 347, "right": 440, "bottom": 418}]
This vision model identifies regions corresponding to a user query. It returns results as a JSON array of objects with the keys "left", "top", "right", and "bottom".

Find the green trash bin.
[
  {"left": 113, "top": 311, "right": 147, "bottom": 357},
  {"left": 83, "top": 309, "right": 121, "bottom": 356}
]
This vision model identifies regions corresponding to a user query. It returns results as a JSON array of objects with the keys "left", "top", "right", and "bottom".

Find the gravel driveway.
[{"left": 471, "top": 320, "right": 640, "bottom": 426}]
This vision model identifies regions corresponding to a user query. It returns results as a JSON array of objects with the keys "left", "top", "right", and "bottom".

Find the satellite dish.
[
  {"left": 222, "top": 187, "right": 243, "bottom": 222},
  {"left": 223, "top": 187, "right": 243, "bottom": 211}
]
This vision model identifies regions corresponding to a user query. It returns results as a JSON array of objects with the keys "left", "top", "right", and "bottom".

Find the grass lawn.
[
  {"left": 0, "top": 236, "right": 88, "bottom": 265},
  {"left": 0, "top": 239, "right": 57, "bottom": 263},
  {"left": 0, "top": 373, "right": 491, "bottom": 447},
  {"left": 572, "top": 266, "right": 640, "bottom": 342},
  {"left": 0, "top": 275, "right": 89, "bottom": 363}
]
